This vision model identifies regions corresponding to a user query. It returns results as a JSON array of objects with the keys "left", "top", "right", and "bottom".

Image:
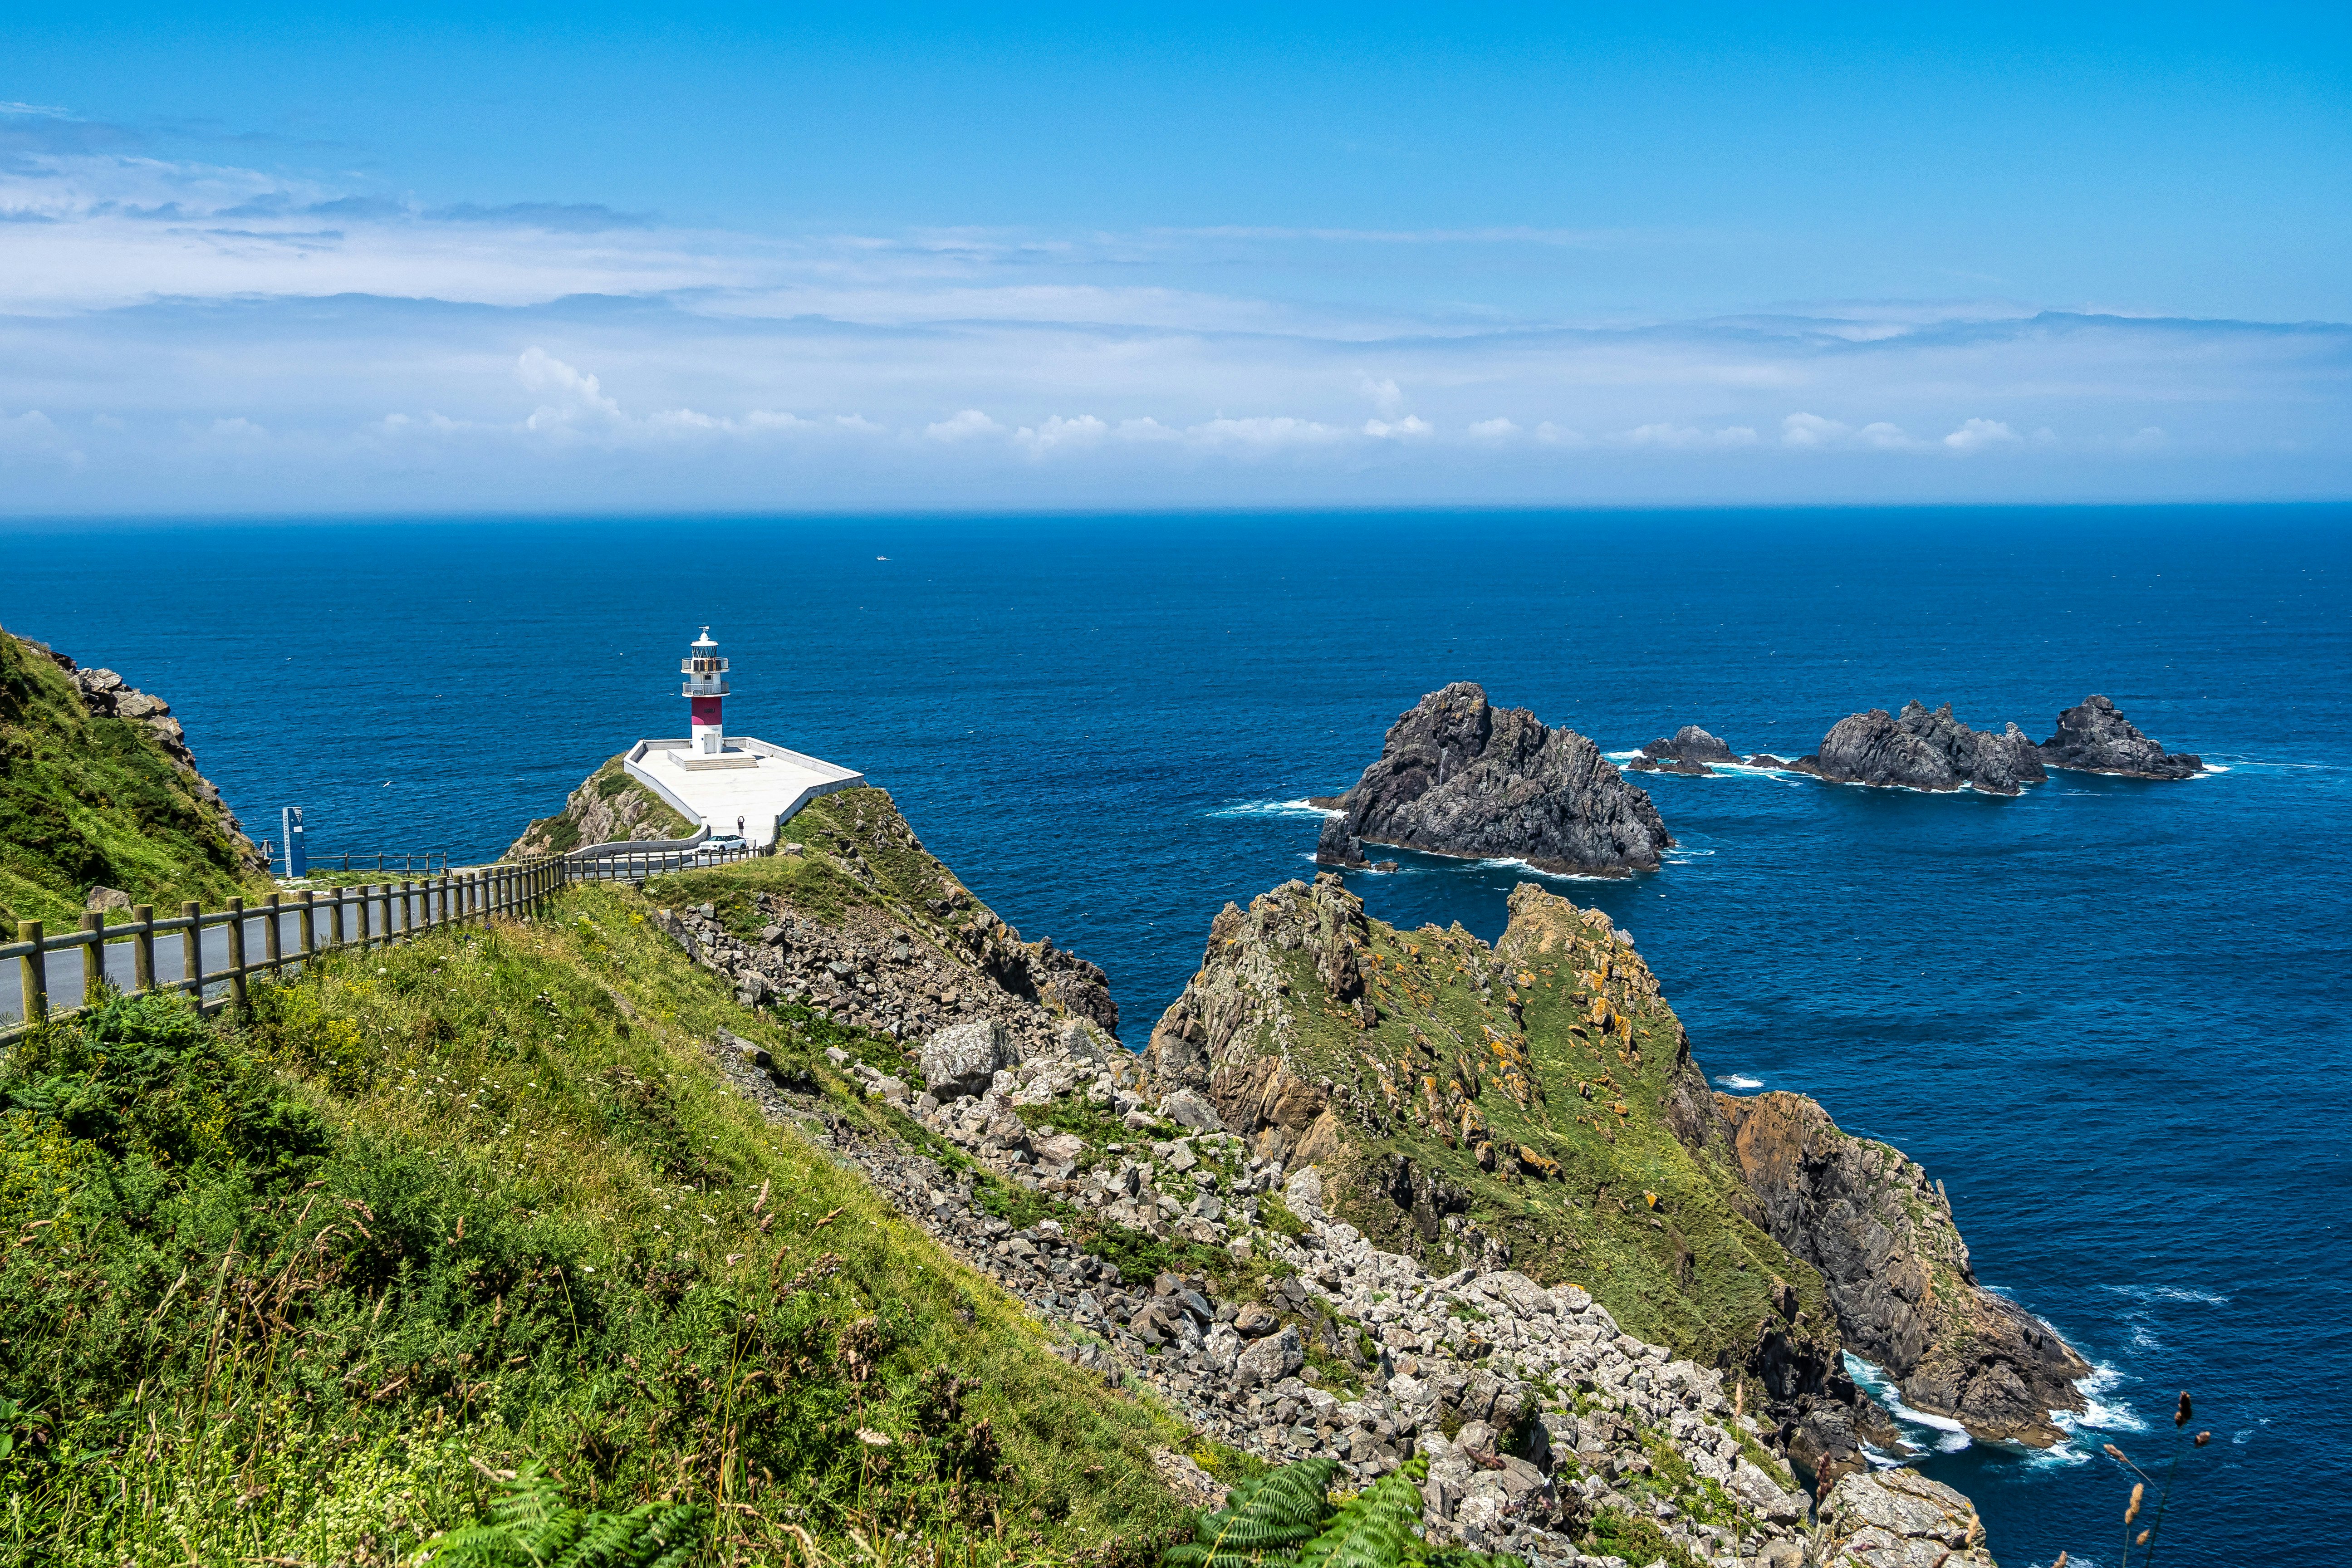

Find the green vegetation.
[
  {"left": 1161, "top": 1457, "right": 1499, "bottom": 1568},
  {"left": 421, "top": 1465, "right": 702, "bottom": 1568},
  {"left": 0, "top": 629, "right": 265, "bottom": 928},
  {"left": 0, "top": 879, "right": 1193, "bottom": 1566},
  {"left": 1579, "top": 1507, "right": 1701, "bottom": 1568}
]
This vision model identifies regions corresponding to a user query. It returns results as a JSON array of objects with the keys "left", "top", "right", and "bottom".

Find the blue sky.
[{"left": 3, "top": 3, "right": 2347, "bottom": 510}]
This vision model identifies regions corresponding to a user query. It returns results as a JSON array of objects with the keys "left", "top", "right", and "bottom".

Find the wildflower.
[
  {"left": 2125, "top": 1483, "right": 2143, "bottom": 1523},
  {"left": 2175, "top": 1391, "right": 2192, "bottom": 1426},
  {"left": 2193, "top": 1431, "right": 2211, "bottom": 1446}
]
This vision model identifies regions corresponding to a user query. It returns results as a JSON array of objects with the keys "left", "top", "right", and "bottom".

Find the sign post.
[{"left": 281, "top": 806, "right": 308, "bottom": 880}]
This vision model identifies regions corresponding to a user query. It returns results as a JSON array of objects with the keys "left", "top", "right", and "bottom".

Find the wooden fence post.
[
  {"left": 329, "top": 888, "right": 346, "bottom": 951},
  {"left": 132, "top": 904, "right": 155, "bottom": 994},
  {"left": 263, "top": 892, "right": 284, "bottom": 976},
  {"left": 357, "top": 884, "right": 372, "bottom": 948},
  {"left": 224, "top": 897, "right": 248, "bottom": 1014},
  {"left": 183, "top": 900, "right": 203, "bottom": 998},
  {"left": 299, "top": 891, "right": 316, "bottom": 959},
  {"left": 80, "top": 911, "right": 106, "bottom": 1007},
  {"left": 16, "top": 921, "right": 45, "bottom": 1025}
]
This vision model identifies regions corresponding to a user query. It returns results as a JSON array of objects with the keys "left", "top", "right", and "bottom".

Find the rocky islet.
[
  {"left": 1321, "top": 683, "right": 1673, "bottom": 877},
  {"left": 2036, "top": 694, "right": 2203, "bottom": 779}
]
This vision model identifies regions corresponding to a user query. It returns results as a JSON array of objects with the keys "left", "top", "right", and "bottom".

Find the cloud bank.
[{"left": 0, "top": 117, "right": 2345, "bottom": 511}]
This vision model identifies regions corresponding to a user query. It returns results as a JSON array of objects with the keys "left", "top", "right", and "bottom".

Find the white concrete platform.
[{"left": 623, "top": 736, "right": 864, "bottom": 848}]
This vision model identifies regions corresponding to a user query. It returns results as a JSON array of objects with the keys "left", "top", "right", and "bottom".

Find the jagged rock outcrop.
[
  {"left": 648, "top": 786, "right": 1117, "bottom": 1043},
  {"left": 1791, "top": 702, "right": 2047, "bottom": 795},
  {"left": 1312, "top": 816, "right": 1394, "bottom": 872},
  {"left": 508, "top": 755, "right": 698, "bottom": 858},
  {"left": 1715, "top": 1092, "right": 2090, "bottom": 1447},
  {"left": 2038, "top": 694, "right": 2203, "bottom": 779},
  {"left": 1145, "top": 872, "right": 1898, "bottom": 1486},
  {"left": 1631, "top": 725, "right": 1738, "bottom": 776},
  {"left": 1326, "top": 683, "right": 1671, "bottom": 876}
]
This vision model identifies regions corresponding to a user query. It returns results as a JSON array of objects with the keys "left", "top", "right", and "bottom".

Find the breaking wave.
[{"left": 1207, "top": 798, "right": 1338, "bottom": 819}]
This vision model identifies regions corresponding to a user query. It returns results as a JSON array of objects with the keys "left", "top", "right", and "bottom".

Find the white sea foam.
[
  {"left": 1843, "top": 1352, "right": 1972, "bottom": 1455},
  {"left": 2052, "top": 1362, "right": 2146, "bottom": 1443},
  {"left": 1472, "top": 857, "right": 1614, "bottom": 883},
  {"left": 1207, "top": 798, "right": 1339, "bottom": 820},
  {"left": 1717, "top": 1073, "right": 1765, "bottom": 1090},
  {"left": 2102, "top": 1283, "right": 2230, "bottom": 1306}
]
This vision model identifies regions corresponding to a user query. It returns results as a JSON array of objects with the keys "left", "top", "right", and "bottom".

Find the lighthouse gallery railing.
[{"left": 0, "top": 840, "right": 760, "bottom": 1040}]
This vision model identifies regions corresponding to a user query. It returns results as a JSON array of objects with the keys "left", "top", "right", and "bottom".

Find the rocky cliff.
[
  {"left": 0, "top": 627, "right": 267, "bottom": 926},
  {"left": 2038, "top": 695, "right": 2203, "bottom": 779},
  {"left": 1716, "top": 1093, "right": 2090, "bottom": 1447},
  {"left": 1792, "top": 702, "right": 2047, "bottom": 795},
  {"left": 506, "top": 754, "right": 699, "bottom": 858},
  {"left": 1327, "top": 684, "right": 1672, "bottom": 876}
]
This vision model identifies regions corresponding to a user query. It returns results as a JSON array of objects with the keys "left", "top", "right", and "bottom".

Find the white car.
[{"left": 703, "top": 834, "right": 748, "bottom": 853}]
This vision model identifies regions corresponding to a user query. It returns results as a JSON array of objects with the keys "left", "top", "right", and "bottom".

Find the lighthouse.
[
  {"left": 611, "top": 623, "right": 864, "bottom": 851},
  {"left": 682, "top": 627, "right": 729, "bottom": 755}
]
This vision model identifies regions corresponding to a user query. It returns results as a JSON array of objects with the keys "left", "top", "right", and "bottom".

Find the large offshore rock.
[
  {"left": 1326, "top": 682, "right": 1671, "bottom": 875},
  {"left": 1717, "top": 1091, "right": 2090, "bottom": 1447},
  {"left": 2038, "top": 694, "right": 2203, "bottom": 778},
  {"left": 1793, "top": 701, "right": 2047, "bottom": 795}
]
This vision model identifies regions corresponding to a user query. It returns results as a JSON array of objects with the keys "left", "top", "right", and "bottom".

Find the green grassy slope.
[
  {"left": 0, "top": 630, "right": 266, "bottom": 929},
  {"left": 0, "top": 882, "right": 1190, "bottom": 1567}
]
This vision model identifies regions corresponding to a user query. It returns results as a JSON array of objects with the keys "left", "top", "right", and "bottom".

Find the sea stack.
[
  {"left": 1630, "top": 724, "right": 1739, "bottom": 775},
  {"left": 1792, "top": 701, "right": 2046, "bottom": 795},
  {"left": 2038, "top": 694, "right": 2203, "bottom": 778},
  {"left": 1324, "top": 682, "right": 1671, "bottom": 875}
]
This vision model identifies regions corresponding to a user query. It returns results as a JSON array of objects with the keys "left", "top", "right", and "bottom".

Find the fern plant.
[
  {"left": 420, "top": 1463, "right": 705, "bottom": 1568},
  {"left": 1163, "top": 1457, "right": 1504, "bottom": 1568}
]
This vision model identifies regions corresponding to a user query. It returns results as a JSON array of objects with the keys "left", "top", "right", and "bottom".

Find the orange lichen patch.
[
  {"left": 1612, "top": 1101, "right": 1629, "bottom": 1117},
  {"left": 1518, "top": 1144, "right": 1563, "bottom": 1181},
  {"left": 1516, "top": 970, "right": 1535, "bottom": 989}
]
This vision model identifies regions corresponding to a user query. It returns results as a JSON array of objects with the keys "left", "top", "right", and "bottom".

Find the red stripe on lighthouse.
[{"left": 691, "top": 697, "right": 723, "bottom": 726}]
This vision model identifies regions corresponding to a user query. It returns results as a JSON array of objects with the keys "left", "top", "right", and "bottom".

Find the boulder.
[
  {"left": 1818, "top": 1468, "right": 1992, "bottom": 1568},
  {"left": 2038, "top": 694, "right": 2203, "bottom": 778},
  {"left": 1159, "top": 1089, "right": 1224, "bottom": 1132},
  {"left": 1235, "top": 1324, "right": 1305, "bottom": 1388},
  {"left": 920, "top": 1020, "right": 1011, "bottom": 1100},
  {"left": 1324, "top": 683, "right": 1672, "bottom": 876},
  {"left": 83, "top": 886, "right": 132, "bottom": 913}
]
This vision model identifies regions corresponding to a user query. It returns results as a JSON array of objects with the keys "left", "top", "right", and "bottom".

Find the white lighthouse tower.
[{"left": 682, "top": 626, "right": 729, "bottom": 755}]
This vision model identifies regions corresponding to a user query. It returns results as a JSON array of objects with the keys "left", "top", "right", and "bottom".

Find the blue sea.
[{"left": 5, "top": 507, "right": 2346, "bottom": 1566}]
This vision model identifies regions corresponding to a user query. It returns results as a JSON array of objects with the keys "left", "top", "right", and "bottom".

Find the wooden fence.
[{"left": 1, "top": 841, "right": 759, "bottom": 1041}]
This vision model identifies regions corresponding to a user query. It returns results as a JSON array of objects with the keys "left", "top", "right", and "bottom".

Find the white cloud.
[
  {"left": 516, "top": 348, "right": 622, "bottom": 430},
  {"left": 1943, "top": 417, "right": 2023, "bottom": 452},
  {"left": 1363, "top": 415, "right": 1431, "bottom": 439},
  {"left": 1013, "top": 414, "right": 1108, "bottom": 455},
  {"left": 1467, "top": 418, "right": 1520, "bottom": 440},
  {"left": 1186, "top": 416, "right": 1350, "bottom": 448},
  {"left": 1780, "top": 413, "right": 1923, "bottom": 451},
  {"left": 1613, "top": 422, "right": 1760, "bottom": 449},
  {"left": 1358, "top": 376, "right": 1405, "bottom": 415},
  {"left": 924, "top": 409, "right": 1002, "bottom": 442}
]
